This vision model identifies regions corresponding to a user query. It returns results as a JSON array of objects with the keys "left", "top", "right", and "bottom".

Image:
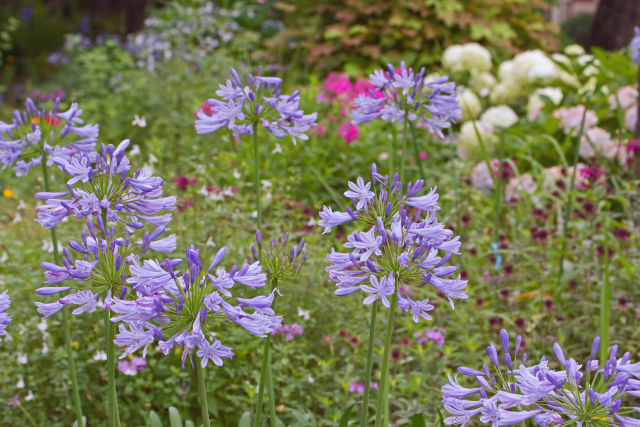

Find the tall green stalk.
[
  {"left": 254, "top": 339, "right": 270, "bottom": 427},
  {"left": 599, "top": 220, "right": 611, "bottom": 364},
  {"left": 374, "top": 291, "right": 398, "bottom": 427},
  {"left": 253, "top": 128, "right": 262, "bottom": 229},
  {"left": 41, "top": 153, "right": 83, "bottom": 427},
  {"left": 399, "top": 114, "right": 409, "bottom": 182},
  {"left": 555, "top": 102, "right": 589, "bottom": 299},
  {"left": 196, "top": 362, "right": 211, "bottom": 427},
  {"left": 105, "top": 310, "right": 117, "bottom": 427},
  {"left": 360, "top": 300, "right": 379, "bottom": 427},
  {"left": 251, "top": 127, "right": 278, "bottom": 426},
  {"left": 409, "top": 122, "right": 426, "bottom": 182}
]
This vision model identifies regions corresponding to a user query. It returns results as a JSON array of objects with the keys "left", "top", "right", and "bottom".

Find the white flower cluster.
[
  {"left": 458, "top": 105, "right": 518, "bottom": 158},
  {"left": 442, "top": 43, "right": 492, "bottom": 74}
]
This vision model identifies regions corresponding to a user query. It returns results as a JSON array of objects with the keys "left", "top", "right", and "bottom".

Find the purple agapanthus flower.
[
  {"left": 351, "top": 62, "right": 461, "bottom": 138},
  {"left": 631, "top": 26, "right": 640, "bottom": 65},
  {"left": 0, "top": 98, "right": 98, "bottom": 177},
  {"left": 111, "top": 244, "right": 282, "bottom": 369},
  {"left": 195, "top": 67, "right": 317, "bottom": 144},
  {"left": 35, "top": 139, "right": 176, "bottom": 230},
  {"left": 34, "top": 214, "right": 176, "bottom": 320},
  {"left": 0, "top": 290, "right": 11, "bottom": 341},
  {"left": 320, "top": 163, "right": 467, "bottom": 322},
  {"left": 442, "top": 329, "right": 640, "bottom": 425}
]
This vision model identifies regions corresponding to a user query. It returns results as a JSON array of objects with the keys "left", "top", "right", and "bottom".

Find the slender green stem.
[
  {"left": 494, "top": 129, "right": 504, "bottom": 250},
  {"left": 409, "top": 122, "right": 425, "bottom": 182},
  {"left": 41, "top": 153, "right": 83, "bottom": 427},
  {"left": 255, "top": 338, "right": 270, "bottom": 426},
  {"left": 389, "top": 130, "right": 395, "bottom": 175},
  {"left": 266, "top": 347, "right": 277, "bottom": 427},
  {"left": 375, "top": 292, "right": 398, "bottom": 427},
  {"left": 196, "top": 362, "right": 211, "bottom": 427},
  {"left": 399, "top": 114, "right": 409, "bottom": 181},
  {"left": 556, "top": 100, "right": 590, "bottom": 298},
  {"left": 16, "top": 402, "right": 37, "bottom": 427},
  {"left": 360, "top": 300, "right": 379, "bottom": 427},
  {"left": 253, "top": 128, "right": 262, "bottom": 230},
  {"left": 599, "top": 222, "right": 611, "bottom": 364},
  {"left": 105, "top": 310, "right": 117, "bottom": 427}
]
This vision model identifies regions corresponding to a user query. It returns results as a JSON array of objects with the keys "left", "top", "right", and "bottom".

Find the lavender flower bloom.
[
  {"left": 0, "top": 98, "right": 98, "bottom": 177},
  {"left": 0, "top": 290, "right": 11, "bottom": 341},
  {"left": 351, "top": 62, "right": 462, "bottom": 137},
  {"left": 112, "top": 244, "right": 282, "bottom": 369},
  {"left": 35, "top": 214, "right": 176, "bottom": 319},
  {"left": 320, "top": 164, "right": 467, "bottom": 322},
  {"left": 195, "top": 67, "right": 317, "bottom": 144},
  {"left": 632, "top": 26, "right": 640, "bottom": 65},
  {"left": 35, "top": 139, "right": 175, "bottom": 229},
  {"left": 442, "top": 330, "right": 640, "bottom": 425}
]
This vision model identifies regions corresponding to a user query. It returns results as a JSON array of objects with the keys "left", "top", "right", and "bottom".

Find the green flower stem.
[
  {"left": 253, "top": 127, "right": 262, "bottom": 230},
  {"left": 555, "top": 100, "right": 589, "bottom": 299},
  {"left": 105, "top": 310, "right": 117, "bottom": 427},
  {"left": 254, "top": 337, "right": 271, "bottom": 426},
  {"left": 266, "top": 347, "right": 277, "bottom": 427},
  {"left": 41, "top": 153, "right": 83, "bottom": 427},
  {"left": 196, "top": 362, "right": 211, "bottom": 427},
  {"left": 409, "top": 122, "right": 425, "bottom": 182},
  {"left": 360, "top": 300, "right": 379, "bottom": 427},
  {"left": 16, "top": 401, "right": 37, "bottom": 427},
  {"left": 399, "top": 113, "right": 409, "bottom": 182},
  {"left": 599, "top": 220, "right": 611, "bottom": 363},
  {"left": 375, "top": 291, "right": 398, "bottom": 427}
]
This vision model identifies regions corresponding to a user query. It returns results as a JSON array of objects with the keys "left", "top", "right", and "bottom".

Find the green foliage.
[{"left": 270, "top": 0, "right": 560, "bottom": 73}]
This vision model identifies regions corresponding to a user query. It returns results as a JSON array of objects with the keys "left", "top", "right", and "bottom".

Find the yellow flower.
[
  {"left": 2, "top": 189, "right": 13, "bottom": 198},
  {"left": 73, "top": 340, "right": 80, "bottom": 350}
]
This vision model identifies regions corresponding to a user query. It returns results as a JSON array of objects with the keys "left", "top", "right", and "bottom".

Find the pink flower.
[
  {"left": 414, "top": 330, "right": 445, "bottom": 347},
  {"left": 348, "top": 381, "right": 378, "bottom": 393},
  {"left": 323, "top": 72, "right": 353, "bottom": 99},
  {"left": 194, "top": 100, "right": 214, "bottom": 119},
  {"left": 553, "top": 105, "right": 598, "bottom": 135},
  {"left": 608, "top": 86, "right": 638, "bottom": 111},
  {"left": 173, "top": 176, "right": 196, "bottom": 189},
  {"left": 419, "top": 151, "right": 427, "bottom": 160},
  {"left": 504, "top": 173, "right": 538, "bottom": 203},
  {"left": 338, "top": 122, "right": 360, "bottom": 144},
  {"left": 273, "top": 323, "right": 303, "bottom": 341},
  {"left": 312, "top": 123, "right": 327, "bottom": 136},
  {"left": 7, "top": 395, "right": 19, "bottom": 406}
]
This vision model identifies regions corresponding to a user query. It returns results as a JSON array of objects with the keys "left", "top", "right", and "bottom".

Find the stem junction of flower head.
[{"left": 41, "top": 151, "right": 84, "bottom": 427}]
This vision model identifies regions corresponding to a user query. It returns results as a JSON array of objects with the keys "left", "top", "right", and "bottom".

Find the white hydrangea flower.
[
  {"left": 480, "top": 105, "right": 518, "bottom": 128},
  {"left": 443, "top": 43, "right": 492, "bottom": 73},
  {"left": 527, "top": 87, "right": 563, "bottom": 120},
  {"left": 457, "top": 88, "right": 482, "bottom": 120},
  {"left": 458, "top": 121, "right": 497, "bottom": 159}
]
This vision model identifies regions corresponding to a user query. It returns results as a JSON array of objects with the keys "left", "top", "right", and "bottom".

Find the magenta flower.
[{"left": 338, "top": 122, "right": 359, "bottom": 144}]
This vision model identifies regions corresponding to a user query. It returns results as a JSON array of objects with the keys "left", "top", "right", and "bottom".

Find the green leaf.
[
  {"left": 238, "top": 411, "right": 251, "bottom": 427},
  {"left": 148, "top": 410, "right": 163, "bottom": 427},
  {"left": 338, "top": 403, "right": 356, "bottom": 427},
  {"left": 168, "top": 407, "right": 183, "bottom": 427},
  {"left": 409, "top": 413, "right": 427, "bottom": 427}
]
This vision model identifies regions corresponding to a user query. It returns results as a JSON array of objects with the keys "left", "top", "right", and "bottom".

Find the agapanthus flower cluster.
[
  {"left": 249, "top": 230, "right": 306, "bottom": 283},
  {"left": 319, "top": 164, "right": 467, "bottom": 322},
  {"left": 110, "top": 244, "right": 282, "bottom": 368},
  {"left": 0, "top": 98, "right": 98, "bottom": 177},
  {"left": 35, "top": 139, "right": 176, "bottom": 230},
  {"left": 351, "top": 62, "right": 462, "bottom": 137},
  {"left": 631, "top": 26, "right": 640, "bottom": 65},
  {"left": 442, "top": 329, "right": 640, "bottom": 426},
  {"left": 0, "top": 290, "right": 11, "bottom": 341},
  {"left": 195, "top": 68, "right": 317, "bottom": 144},
  {"left": 34, "top": 214, "right": 176, "bottom": 319}
]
